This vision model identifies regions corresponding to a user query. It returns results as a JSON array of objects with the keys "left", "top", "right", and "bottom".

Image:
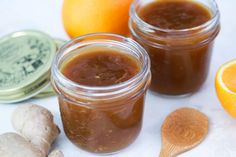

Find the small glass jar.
[
  {"left": 51, "top": 34, "right": 151, "bottom": 154},
  {"left": 129, "top": 0, "right": 220, "bottom": 96}
]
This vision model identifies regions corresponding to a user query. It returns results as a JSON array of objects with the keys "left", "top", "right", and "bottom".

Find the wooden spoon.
[{"left": 159, "top": 108, "right": 209, "bottom": 157}]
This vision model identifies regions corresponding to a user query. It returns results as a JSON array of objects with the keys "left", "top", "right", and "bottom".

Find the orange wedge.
[{"left": 215, "top": 59, "right": 236, "bottom": 118}]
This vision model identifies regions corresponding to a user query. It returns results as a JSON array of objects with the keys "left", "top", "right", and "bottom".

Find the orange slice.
[{"left": 215, "top": 59, "right": 236, "bottom": 118}]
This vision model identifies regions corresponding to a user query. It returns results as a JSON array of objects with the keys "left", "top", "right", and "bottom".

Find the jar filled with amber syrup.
[
  {"left": 51, "top": 34, "right": 151, "bottom": 154},
  {"left": 129, "top": 0, "right": 220, "bottom": 95}
]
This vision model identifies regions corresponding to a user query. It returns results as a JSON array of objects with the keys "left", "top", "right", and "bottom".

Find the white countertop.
[{"left": 1, "top": 0, "right": 236, "bottom": 156}]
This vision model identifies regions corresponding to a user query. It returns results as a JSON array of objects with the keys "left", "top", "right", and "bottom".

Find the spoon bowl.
[{"left": 160, "top": 108, "right": 209, "bottom": 157}]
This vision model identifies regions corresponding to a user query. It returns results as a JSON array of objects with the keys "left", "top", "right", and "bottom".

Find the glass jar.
[
  {"left": 129, "top": 0, "right": 220, "bottom": 96},
  {"left": 51, "top": 33, "right": 151, "bottom": 154}
]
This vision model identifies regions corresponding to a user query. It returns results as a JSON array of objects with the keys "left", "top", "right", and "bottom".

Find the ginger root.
[
  {"left": 0, "top": 133, "right": 43, "bottom": 157},
  {"left": 0, "top": 104, "right": 63, "bottom": 157},
  {"left": 48, "top": 150, "right": 64, "bottom": 157},
  {"left": 12, "top": 104, "right": 60, "bottom": 156}
]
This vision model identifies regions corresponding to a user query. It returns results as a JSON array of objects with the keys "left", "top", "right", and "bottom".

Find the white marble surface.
[{"left": 1, "top": 0, "right": 236, "bottom": 156}]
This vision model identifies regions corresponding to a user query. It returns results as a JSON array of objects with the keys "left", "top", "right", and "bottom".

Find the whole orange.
[{"left": 62, "top": 0, "right": 133, "bottom": 38}]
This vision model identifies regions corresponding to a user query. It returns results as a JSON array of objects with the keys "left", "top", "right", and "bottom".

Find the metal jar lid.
[
  {"left": 33, "top": 38, "right": 66, "bottom": 99},
  {"left": 0, "top": 30, "right": 56, "bottom": 103},
  {"left": 54, "top": 38, "right": 66, "bottom": 50}
]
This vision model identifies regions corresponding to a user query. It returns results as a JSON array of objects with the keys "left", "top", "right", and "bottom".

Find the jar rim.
[
  {"left": 130, "top": 0, "right": 220, "bottom": 35},
  {"left": 51, "top": 33, "right": 151, "bottom": 98}
]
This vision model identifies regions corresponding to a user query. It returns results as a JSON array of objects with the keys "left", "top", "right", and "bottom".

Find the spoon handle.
[{"left": 159, "top": 144, "right": 176, "bottom": 157}]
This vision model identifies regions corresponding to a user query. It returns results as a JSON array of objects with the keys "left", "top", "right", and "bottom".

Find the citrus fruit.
[
  {"left": 62, "top": 0, "right": 133, "bottom": 38},
  {"left": 215, "top": 59, "right": 236, "bottom": 118}
]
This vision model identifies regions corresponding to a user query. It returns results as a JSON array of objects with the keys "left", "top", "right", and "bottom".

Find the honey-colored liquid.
[
  {"left": 62, "top": 48, "right": 140, "bottom": 86},
  {"left": 139, "top": 0, "right": 211, "bottom": 30},
  {"left": 135, "top": 0, "right": 216, "bottom": 95},
  {"left": 59, "top": 48, "right": 145, "bottom": 153}
]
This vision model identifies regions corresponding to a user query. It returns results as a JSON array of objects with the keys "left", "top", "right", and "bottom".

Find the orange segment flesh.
[
  {"left": 222, "top": 64, "right": 236, "bottom": 93},
  {"left": 215, "top": 59, "right": 236, "bottom": 118}
]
